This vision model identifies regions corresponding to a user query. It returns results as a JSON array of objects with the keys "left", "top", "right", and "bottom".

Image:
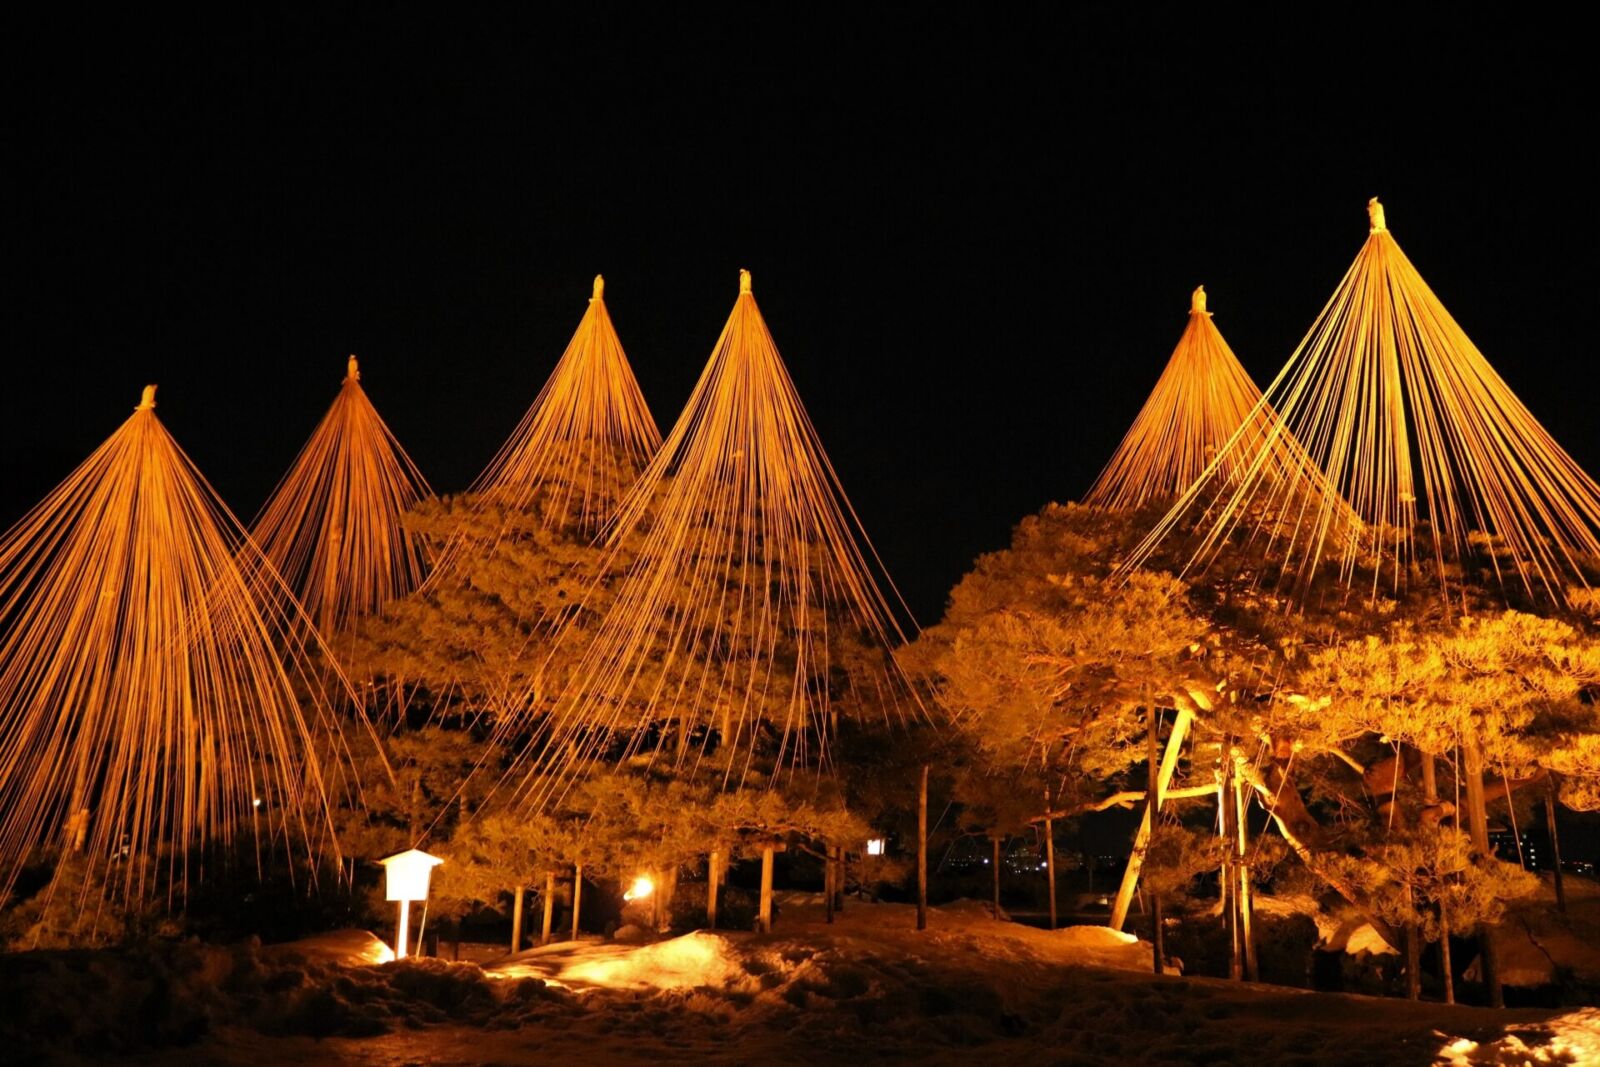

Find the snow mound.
[
  {"left": 1436, "top": 1007, "right": 1600, "bottom": 1065},
  {"left": 261, "top": 928, "right": 393, "bottom": 966},
  {"left": 556, "top": 931, "right": 744, "bottom": 991},
  {"left": 1052, "top": 924, "right": 1152, "bottom": 970}
]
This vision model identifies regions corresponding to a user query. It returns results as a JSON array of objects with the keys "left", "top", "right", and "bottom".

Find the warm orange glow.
[
  {"left": 0, "top": 387, "right": 375, "bottom": 912},
  {"left": 623, "top": 875, "right": 655, "bottom": 902},
  {"left": 496, "top": 270, "right": 923, "bottom": 801},
  {"left": 251, "top": 355, "right": 433, "bottom": 634},
  {"left": 1085, "top": 287, "right": 1276, "bottom": 510},
  {"left": 1126, "top": 199, "right": 1600, "bottom": 604}
]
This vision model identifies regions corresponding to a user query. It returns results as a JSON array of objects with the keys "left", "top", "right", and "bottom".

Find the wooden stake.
[
  {"left": 833, "top": 846, "right": 845, "bottom": 913},
  {"left": 1462, "top": 735, "right": 1503, "bottom": 1008},
  {"left": 511, "top": 884, "right": 525, "bottom": 953},
  {"left": 541, "top": 871, "right": 555, "bottom": 946},
  {"left": 1404, "top": 886, "right": 1422, "bottom": 1000},
  {"left": 571, "top": 863, "right": 584, "bottom": 941},
  {"left": 1441, "top": 911, "right": 1455, "bottom": 1005},
  {"left": 1233, "top": 765, "right": 1258, "bottom": 982},
  {"left": 1111, "top": 709, "right": 1193, "bottom": 931},
  {"left": 1043, "top": 787, "right": 1057, "bottom": 931},
  {"left": 917, "top": 763, "right": 929, "bottom": 932},
  {"left": 1222, "top": 756, "right": 1242, "bottom": 981},
  {"left": 759, "top": 845, "right": 775, "bottom": 933},
  {"left": 707, "top": 849, "right": 722, "bottom": 929},
  {"left": 824, "top": 839, "right": 835, "bottom": 924},
  {"left": 1545, "top": 779, "right": 1566, "bottom": 915},
  {"left": 1148, "top": 704, "right": 1164, "bottom": 974},
  {"left": 992, "top": 837, "right": 1002, "bottom": 921}
]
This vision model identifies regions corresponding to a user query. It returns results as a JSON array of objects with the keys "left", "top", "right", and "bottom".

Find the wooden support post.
[
  {"left": 1405, "top": 886, "right": 1422, "bottom": 1000},
  {"left": 1462, "top": 735, "right": 1503, "bottom": 1008},
  {"left": 1148, "top": 705, "right": 1164, "bottom": 975},
  {"left": 1545, "top": 779, "right": 1566, "bottom": 915},
  {"left": 1233, "top": 763, "right": 1258, "bottom": 982},
  {"left": 1044, "top": 787, "right": 1058, "bottom": 931},
  {"left": 541, "top": 871, "right": 556, "bottom": 946},
  {"left": 396, "top": 900, "right": 410, "bottom": 960},
  {"left": 825, "top": 839, "right": 835, "bottom": 924},
  {"left": 917, "top": 763, "right": 929, "bottom": 932},
  {"left": 992, "top": 837, "right": 1002, "bottom": 920},
  {"left": 1440, "top": 911, "right": 1455, "bottom": 1005},
  {"left": 571, "top": 863, "right": 584, "bottom": 941},
  {"left": 833, "top": 846, "right": 845, "bottom": 913},
  {"left": 1111, "top": 709, "right": 1193, "bottom": 931},
  {"left": 511, "top": 884, "right": 525, "bottom": 953},
  {"left": 759, "top": 845, "right": 775, "bottom": 933},
  {"left": 707, "top": 849, "right": 722, "bottom": 929},
  {"left": 1222, "top": 756, "right": 1242, "bottom": 981}
]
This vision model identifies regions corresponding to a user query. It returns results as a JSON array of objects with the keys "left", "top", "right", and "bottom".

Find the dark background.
[{"left": 4, "top": 10, "right": 1593, "bottom": 628}]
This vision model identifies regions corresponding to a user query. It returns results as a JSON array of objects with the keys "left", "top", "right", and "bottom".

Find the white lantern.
[
  {"left": 866, "top": 837, "right": 886, "bottom": 856},
  {"left": 380, "top": 848, "right": 444, "bottom": 901},
  {"left": 379, "top": 848, "right": 443, "bottom": 959}
]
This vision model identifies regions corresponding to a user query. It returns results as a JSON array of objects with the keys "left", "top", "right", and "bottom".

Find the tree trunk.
[
  {"left": 1111, "top": 708, "right": 1194, "bottom": 931},
  {"left": 571, "top": 863, "right": 584, "bottom": 941},
  {"left": 1441, "top": 912, "right": 1456, "bottom": 1005},
  {"left": 511, "top": 884, "right": 525, "bottom": 953},
  {"left": 1405, "top": 887, "right": 1422, "bottom": 1000},
  {"left": 1043, "top": 787, "right": 1058, "bottom": 931},
  {"left": 759, "top": 845, "right": 775, "bottom": 933},
  {"left": 541, "top": 871, "right": 555, "bottom": 946},
  {"left": 1545, "top": 779, "right": 1566, "bottom": 915},
  {"left": 917, "top": 763, "right": 929, "bottom": 932},
  {"left": 707, "top": 849, "right": 722, "bottom": 929},
  {"left": 1462, "top": 734, "right": 1504, "bottom": 1008},
  {"left": 992, "top": 837, "right": 1003, "bottom": 921},
  {"left": 824, "top": 839, "right": 835, "bottom": 924},
  {"left": 1233, "top": 765, "right": 1258, "bottom": 982},
  {"left": 832, "top": 846, "right": 845, "bottom": 913}
]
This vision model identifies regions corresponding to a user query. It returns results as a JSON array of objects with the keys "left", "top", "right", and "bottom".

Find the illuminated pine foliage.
[
  {"left": 252, "top": 356, "right": 433, "bottom": 634},
  {"left": 0, "top": 387, "right": 372, "bottom": 911},
  {"left": 1129, "top": 199, "right": 1600, "bottom": 605},
  {"left": 500, "top": 271, "right": 921, "bottom": 800},
  {"left": 444, "top": 274, "right": 660, "bottom": 551},
  {"left": 1085, "top": 286, "right": 1270, "bottom": 510}
]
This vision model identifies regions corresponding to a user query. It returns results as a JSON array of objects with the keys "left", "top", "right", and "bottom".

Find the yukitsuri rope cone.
[
  {"left": 497, "top": 270, "right": 922, "bottom": 806},
  {"left": 428, "top": 274, "right": 661, "bottom": 586},
  {"left": 0, "top": 386, "right": 373, "bottom": 917},
  {"left": 252, "top": 356, "right": 433, "bottom": 636},
  {"left": 1125, "top": 199, "right": 1600, "bottom": 606},
  {"left": 1085, "top": 286, "right": 1271, "bottom": 509}
]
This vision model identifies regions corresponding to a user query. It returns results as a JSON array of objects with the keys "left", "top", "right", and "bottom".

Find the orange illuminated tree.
[
  {"left": 0, "top": 386, "right": 375, "bottom": 921},
  {"left": 497, "top": 270, "right": 923, "bottom": 807},
  {"left": 1128, "top": 198, "right": 1600, "bottom": 607},
  {"left": 251, "top": 355, "right": 433, "bottom": 637},
  {"left": 1085, "top": 286, "right": 1271, "bottom": 510}
]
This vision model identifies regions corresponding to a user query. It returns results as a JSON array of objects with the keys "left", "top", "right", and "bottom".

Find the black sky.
[{"left": 4, "top": 10, "right": 1595, "bottom": 624}]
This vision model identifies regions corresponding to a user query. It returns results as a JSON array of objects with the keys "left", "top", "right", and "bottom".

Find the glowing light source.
[
  {"left": 379, "top": 848, "right": 443, "bottom": 961},
  {"left": 866, "top": 838, "right": 886, "bottom": 856},
  {"left": 623, "top": 875, "right": 656, "bottom": 902}
]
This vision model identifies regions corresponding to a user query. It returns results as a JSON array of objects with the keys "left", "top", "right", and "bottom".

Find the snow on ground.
[{"left": 2, "top": 899, "right": 1591, "bottom": 1066}]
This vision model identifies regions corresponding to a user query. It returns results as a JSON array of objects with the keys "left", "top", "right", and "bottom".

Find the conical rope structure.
[
  {"left": 496, "top": 270, "right": 923, "bottom": 806},
  {"left": 0, "top": 386, "right": 375, "bottom": 913},
  {"left": 252, "top": 356, "right": 433, "bottom": 636},
  {"left": 428, "top": 275, "right": 660, "bottom": 588},
  {"left": 1124, "top": 199, "right": 1600, "bottom": 605},
  {"left": 1085, "top": 286, "right": 1271, "bottom": 509}
]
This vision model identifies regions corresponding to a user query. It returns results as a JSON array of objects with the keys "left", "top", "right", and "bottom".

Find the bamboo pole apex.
[
  {"left": 1190, "top": 285, "right": 1209, "bottom": 316},
  {"left": 346, "top": 355, "right": 360, "bottom": 382},
  {"left": 137, "top": 384, "right": 157, "bottom": 411},
  {"left": 739, "top": 269, "right": 752, "bottom": 295},
  {"left": 1367, "top": 197, "right": 1387, "bottom": 233},
  {"left": 591, "top": 274, "right": 604, "bottom": 302}
]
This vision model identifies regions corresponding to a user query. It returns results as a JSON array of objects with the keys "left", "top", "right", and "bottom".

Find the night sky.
[{"left": 5, "top": 11, "right": 1594, "bottom": 626}]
